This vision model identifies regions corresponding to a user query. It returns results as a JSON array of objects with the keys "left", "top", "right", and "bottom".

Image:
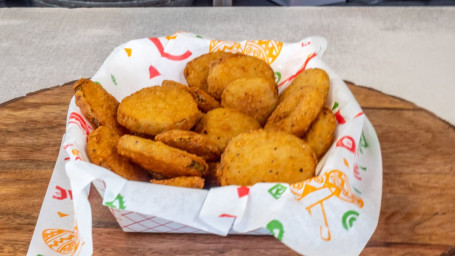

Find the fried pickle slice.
[
  {"left": 73, "top": 78, "right": 124, "bottom": 133},
  {"left": 87, "top": 126, "right": 149, "bottom": 181},
  {"left": 221, "top": 77, "right": 278, "bottom": 125},
  {"left": 196, "top": 108, "right": 261, "bottom": 150},
  {"left": 184, "top": 51, "right": 233, "bottom": 92},
  {"left": 117, "top": 135, "right": 208, "bottom": 178},
  {"left": 265, "top": 87, "right": 324, "bottom": 137},
  {"left": 206, "top": 54, "right": 276, "bottom": 100},
  {"left": 117, "top": 85, "right": 202, "bottom": 136},
  {"left": 150, "top": 176, "right": 205, "bottom": 189},
  {"left": 303, "top": 107, "right": 337, "bottom": 158},
  {"left": 155, "top": 129, "right": 222, "bottom": 162},
  {"left": 162, "top": 80, "right": 220, "bottom": 113},
  {"left": 279, "top": 68, "right": 330, "bottom": 104},
  {"left": 219, "top": 129, "right": 317, "bottom": 186}
]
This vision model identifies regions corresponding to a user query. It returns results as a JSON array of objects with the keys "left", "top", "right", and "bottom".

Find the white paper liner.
[{"left": 28, "top": 32, "right": 382, "bottom": 256}]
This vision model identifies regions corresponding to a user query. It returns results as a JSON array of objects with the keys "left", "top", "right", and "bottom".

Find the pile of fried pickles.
[{"left": 73, "top": 52, "right": 336, "bottom": 189}]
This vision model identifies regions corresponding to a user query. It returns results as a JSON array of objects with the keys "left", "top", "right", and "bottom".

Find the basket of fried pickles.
[{"left": 64, "top": 33, "right": 382, "bottom": 256}]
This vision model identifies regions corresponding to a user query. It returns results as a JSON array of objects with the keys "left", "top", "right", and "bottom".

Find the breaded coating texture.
[
  {"left": 196, "top": 108, "right": 261, "bottom": 150},
  {"left": 279, "top": 68, "right": 330, "bottom": 104},
  {"left": 206, "top": 54, "right": 276, "bottom": 100},
  {"left": 221, "top": 77, "right": 278, "bottom": 125},
  {"left": 219, "top": 129, "right": 317, "bottom": 186},
  {"left": 117, "top": 85, "right": 201, "bottom": 136},
  {"left": 265, "top": 87, "right": 324, "bottom": 137},
  {"left": 117, "top": 135, "right": 208, "bottom": 178},
  {"left": 150, "top": 176, "right": 205, "bottom": 189},
  {"left": 184, "top": 51, "right": 233, "bottom": 92},
  {"left": 303, "top": 107, "right": 336, "bottom": 158},
  {"left": 87, "top": 126, "right": 149, "bottom": 181},
  {"left": 162, "top": 80, "right": 220, "bottom": 113},
  {"left": 73, "top": 78, "right": 123, "bottom": 133},
  {"left": 155, "top": 129, "right": 222, "bottom": 162}
]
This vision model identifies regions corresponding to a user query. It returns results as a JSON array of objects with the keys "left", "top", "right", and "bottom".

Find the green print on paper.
[
  {"left": 196, "top": 35, "right": 203, "bottom": 39},
  {"left": 268, "top": 184, "right": 287, "bottom": 200},
  {"left": 105, "top": 194, "right": 126, "bottom": 210},
  {"left": 359, "top": 131, "right": 369, "bottom": 154},
  {"left": 342, "top": 210, "right": 359, "bottom": 231},
  {"left": 274, "top": 72, "right": 281, "bottom": 84},
  {"left": 359, "top": 165, "right": 367, "bottom": 171},
  {"left": 93, "top": 81, "right": 101, "bottom": 86},
  {"left": 332, "top": 102, "right": 339, "bottom": 111},
  {"left": 352, "top": 186, "right": 362, "bottom": 195},
  {"left": 266, "top": 219, "right": 284, "bottom": 241},
  {"left": 111, "top": 74, "right": 117, "bottom": 86}
]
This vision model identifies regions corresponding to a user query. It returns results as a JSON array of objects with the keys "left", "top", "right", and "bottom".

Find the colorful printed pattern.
[
  {"left": 290, "top": 170, "right": 364, "bottom": 241},
  {"left": 29, "top": 33, "right": 380, "bottom": 256},
  {"left": 277, "top": 52, "right": 316, "bottom": 87},
  {"left": 209, "top": 40, "right": 283, "bottom": 65},
  {"left": 42, "top": 226, "right": 83, "bottom": 255},
  {"left": 342, "top": 210, "right": 360, "bottom": 231}
]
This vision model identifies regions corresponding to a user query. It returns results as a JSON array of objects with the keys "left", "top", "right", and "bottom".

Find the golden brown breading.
[
  {"left": 218, "top": 129, "right": 317, "bottom": 186},
  {"left": 117, "top": 135, "right": 208, "bottom": 178},
  {"left": 279, "top": 68, "right": 330, "bottom": 104},
  {"left": 206, "top": 54, "right": 276, "bottom": 100},
  {"left": 87, "top": 126, "right": 149, "bottom": 181},
  {"left": 150, "top": 176, "right": 205, "bottom": 189},
  {"left": 221, "top": 77, "right": 278, "bottom": 125},
  {"left": 265, "top": 87, "right": 324, "bottom": 137},
  {"left": 155, "top": 129, "right": 222, "bottom": 162},
  {"left": 303, "top": 107, "right": 337, "bottom": 159},
  {"left": 162, "top": 80, "right": 220, "bottom": 113},
  {"left": 196, "top": 108, "right": 261, "bottom": 150},
  {"left": 117, "top": 85, "right": 202, "bottom": 136},
  {"left": 73, "top": 78, "right": 124, "bottom": 133},
  {"left": 184, "top": 51, "right": 234, "bottom": 92}
]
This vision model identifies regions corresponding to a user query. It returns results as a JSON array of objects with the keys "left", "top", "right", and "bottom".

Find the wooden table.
[{"left": 0, "top": 82, "right": 454, "bottom": 255}]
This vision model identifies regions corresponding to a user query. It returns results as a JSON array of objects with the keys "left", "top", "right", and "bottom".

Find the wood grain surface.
[{"left": 0, "top": 82, "right": 454, "bottom": 255}]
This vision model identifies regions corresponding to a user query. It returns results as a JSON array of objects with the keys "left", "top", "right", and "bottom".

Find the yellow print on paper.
[
  {"left": 291, "top": 170, "right": 363, "bottom": 241},
  {"left": 209, "top": 40, "right": 283, "bottom": 65}
]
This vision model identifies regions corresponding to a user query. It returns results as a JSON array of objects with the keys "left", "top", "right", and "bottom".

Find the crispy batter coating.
[
  {"left": 73, "top": 78, "right": 124, "bottom": 133},
  {"left": 117, "top": 135, "right": 208, "bottom": 178},
  {"left": 219, "top": 129, "right": 317, "bottom": 186},
  {"left": 206, "top": 54, "right": 276, "bottom": 100},
  {"left": 265, "top": 87, "right": 324, "bottom": 137},
  {"left": 155, "top": 129, "right": 222, "bottom": 162},
  {"left": 196, "top": 108, "right": 261, "bottom": 150},
  {"left": 162, "top": 80, "right": 220, "bottom": 113},
  {"left": 87, "top": 126, "right": 149, "bottom": 181},
  {"left": 117, "top": 85, "right": 202, "bottom": 136},
  {"left": 150, "top": 176, "right": 205, "bottom": 189},
  {"left": 221, "top": 77, "right": 278, "bottom": 125},
  {"left": 303, "top": 107, "right": 337, "bottom": 158},
  {"left": 279, "top": 68, "right": 330, "bottom": 104},
  {"left": 184, "top": 51, "right": 233, "bottom": 92}
]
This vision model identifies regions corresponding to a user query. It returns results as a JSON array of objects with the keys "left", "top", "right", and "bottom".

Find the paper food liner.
[{"left": 28, "top": 32, "right": 382, "bottom": 256}]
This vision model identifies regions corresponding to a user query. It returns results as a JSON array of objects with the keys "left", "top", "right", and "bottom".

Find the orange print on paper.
[
  {"left": 71, "top": 148, "right": 82, "bottom": 161},
  {"left": 291, "top": 170, "right": 363, "bottom": 241},
  {"left": 209, "top": 40, "right": 283, "bottom": 65},
  {"left": 165, "top": 31, "right": 185, "bottom": 41},
  {"left": 42, "top": 225, "right": 84, "bottom": 255}
]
